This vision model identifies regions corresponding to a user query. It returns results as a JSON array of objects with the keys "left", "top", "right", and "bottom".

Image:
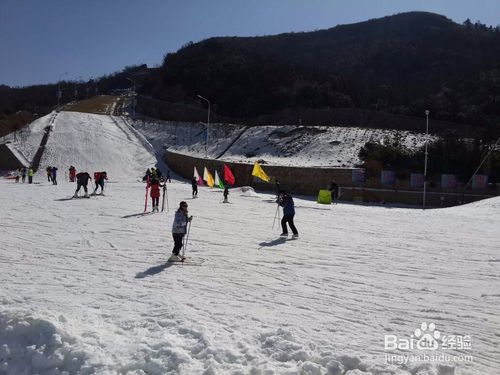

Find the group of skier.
[
  {"left": 13, "top": 167, "right": 34, "bottom": 184},
  {"left": 167, "top": 181, "right": 299, "bottom": 262},
  {"left": 143, "top": 167, "right": 171, "bottom": 183},
  {"left": 72, "top": 169, "right": 108, "bottom": 198},
  {"left": 46, "top": 166, "right": 58, "bottom": 185}
]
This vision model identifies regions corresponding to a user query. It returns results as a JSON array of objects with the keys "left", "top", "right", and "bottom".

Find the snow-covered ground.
[
  {"left": 132, "top": 119, "right": 432, "bottom": 168},
  {"left": 0, "top": 111, "right": 498, "bottom": 374}
]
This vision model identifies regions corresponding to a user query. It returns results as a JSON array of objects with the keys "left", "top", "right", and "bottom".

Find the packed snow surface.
[{"left": 0, "top": 111, "right": 498, "bottom": 374}]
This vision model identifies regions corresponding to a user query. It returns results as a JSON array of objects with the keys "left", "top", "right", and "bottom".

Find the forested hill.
[{"left": 146, "top": 12, "right": 500, "bottom": 135}]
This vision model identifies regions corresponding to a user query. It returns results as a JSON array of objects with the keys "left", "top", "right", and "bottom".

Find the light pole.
[
  {"left": 197, "top": 95, "right": 211, "bottom": 158},
  {"left": 423, "top": 110, "right": 430, "bottom": 209},
  {"left": 126, "top": 77, "right": 136, "bottom": 117},
  {"left": 57, "top": 72, "right": 68, "bottom": 110}
]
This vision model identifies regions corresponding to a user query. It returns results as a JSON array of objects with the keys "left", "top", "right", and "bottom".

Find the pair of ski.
[{"left": 167, "top": 256, "right": 204, "bottom": 266}]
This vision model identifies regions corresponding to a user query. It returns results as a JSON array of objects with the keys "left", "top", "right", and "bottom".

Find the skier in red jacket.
[
  {"left": 93, "top": 171, "right": 108, "bottom": 195},
  {"left": 149, "top": 177, "right": 163, "bottom": 212}
]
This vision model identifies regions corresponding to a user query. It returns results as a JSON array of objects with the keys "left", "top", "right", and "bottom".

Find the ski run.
[{"left": 0, "top": 111, "right": 499, "bottom": 375}]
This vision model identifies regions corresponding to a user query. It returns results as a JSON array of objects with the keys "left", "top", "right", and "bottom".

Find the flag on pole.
[
  {"left": 214, "top": 170, "right": 225, "bottom": 189},
  {"left": 223, "top": 164, "right": 235, "bottom": 186},
  {"left": 203, "top": 167, "right": 215, "bottom": 187},
  {"left": 194, "top": 166, "right": 203, "bottom": 185},
  {"left": 252, "top": 161, "right": 270, "bottom": 182}
]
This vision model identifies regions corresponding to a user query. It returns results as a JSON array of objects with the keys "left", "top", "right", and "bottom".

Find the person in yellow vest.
[{"left": 28, "top": 167, "right": 34, "bottom": 184}]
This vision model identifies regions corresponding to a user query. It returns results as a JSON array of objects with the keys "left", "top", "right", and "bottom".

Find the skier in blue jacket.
[
  {"left": 169, "top": 201, "right": 193, "bottom": 261},
  {"left": 51, "top": 166, "right": 58, "bottom": 185},
  {"left": 277, "top": 190, "right": 299, "bottom": 238}
]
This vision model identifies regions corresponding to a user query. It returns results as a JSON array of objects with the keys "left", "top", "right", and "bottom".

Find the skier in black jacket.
[
  {"left": 191, "top": 176, "right": 198, "bottom": 198},
  {"left": 74, "top": 172, "right": 91, "bottom": 198},
  {"left": 277, "top": 190, "right": 299, "bottom": 238}
]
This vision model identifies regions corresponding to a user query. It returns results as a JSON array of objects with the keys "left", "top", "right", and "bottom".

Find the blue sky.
[{"left": 1, "top": 0, "right": 498, "bottom": 87}]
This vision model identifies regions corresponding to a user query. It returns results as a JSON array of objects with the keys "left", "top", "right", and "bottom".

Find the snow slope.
[
  {"left": 0, "top": 111, "right": 498, "bottom": 374},
  {"left": 0, "top": 181, "right": 498, "bottom": 374},
  {"left": 10, "top": 111, "right": 156, "bottom": 180}
]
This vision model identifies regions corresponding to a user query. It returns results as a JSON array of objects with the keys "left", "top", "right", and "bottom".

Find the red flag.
[{"left": 223, "top": 164, "right": 235, "bottom": 186}]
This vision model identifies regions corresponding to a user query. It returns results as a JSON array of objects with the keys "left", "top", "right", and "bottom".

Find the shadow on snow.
[{"left": 135, "top": 262, "right": 174, "bottom": 278}]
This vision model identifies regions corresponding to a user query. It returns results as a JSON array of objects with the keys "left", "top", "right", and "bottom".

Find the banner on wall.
[
  {"left": 441, "top": 174, "right": 458, "bottom": 189},
  {"left": 410, "top": 173, "right": 424, "bottom": 188},
  {"left": 472, "top": 174, "right": 488, "bottom": 189},
  {"left": 381, "top": 170, "right": 396, "bottom": 185},
  {"left": 352, "top": 169, "right": 365, "bottom": 183}
]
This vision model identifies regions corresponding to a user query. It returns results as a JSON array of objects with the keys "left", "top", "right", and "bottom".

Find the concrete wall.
[
  {"left": 0, "top": 144, "right": 26, "bottom": 170},
  {"left": 341, "top": 187, "right": 496, "bottom": 207},
  {"left": 165, "top": 150, "right": 499, "bottom": 207},
  {"left": 165, "top": 150, "right": 351, "bottom": 195}
]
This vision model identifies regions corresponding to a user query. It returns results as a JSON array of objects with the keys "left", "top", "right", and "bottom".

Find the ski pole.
[
  {"left": 166, "top": 187, "right": 169, "bottom": 212},
  {"left": 272, "top": 203, "right": 280, "bottom": 229},
  {"left": 182, "top": 218, "right": 192, "bottom": 258},
  {"left": 161, "top": 184, "right": 166, "bottom": 212},
  {"left": 144, "top": 176, "right": 150, "bottom": 212}
]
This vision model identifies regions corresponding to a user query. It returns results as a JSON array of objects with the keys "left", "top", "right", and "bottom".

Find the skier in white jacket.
[{"left": 169, "top": 201, "right": 192, "bottom": 261}]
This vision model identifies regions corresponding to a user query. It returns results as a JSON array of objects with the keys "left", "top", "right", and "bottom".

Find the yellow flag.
[
  {"left": 203, "top": 167, "right": 215, "bottom": 187},
  {"left": 252, "top": 161, "right": 270, "bottom": 182}
]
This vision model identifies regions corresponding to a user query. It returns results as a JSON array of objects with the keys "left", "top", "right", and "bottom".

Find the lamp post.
[
  {"left": 57, "top": 72, "right": 68, "bottom": 110},
  {"left": 423, "top": 110, "right": 430, "bottom": 209},
  {"left": 126, "top": 77, "right": 136, "bottom": 117},
  {"left": 197, "top": 95, "right": 211, "bottom": 158}
]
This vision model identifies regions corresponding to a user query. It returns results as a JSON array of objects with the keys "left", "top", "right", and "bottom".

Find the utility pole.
[
  {"left": 423, "top": 110, "right": 430, "bottom": 209},
  {"left": 197, "top": 95, "right": 211, "bottom": 158}
]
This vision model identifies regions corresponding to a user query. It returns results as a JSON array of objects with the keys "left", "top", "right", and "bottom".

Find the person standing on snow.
[
  {"left": 329, "top": 180, "right": 339, "bottom": 203},
  {"left": 170, "top": 201, "right": 192, "bottom": 261},
  {"left": 149, "top": 177, "right": 163, "bottom": 212},
  {"left": 155, "top": 168, "right": 162, "bottom": 180},
  {"left": 74, "top": 172, "right": 91, "bottom": 198},
  {"left": 46, "top": 166, "right": 52, "bottom": 182},
  {"left": 21, "top": 167, "right": 27, "bottom": 183},
  {"left": 51, "top": 166, "right": 58, "bottom": 185},
  {"left": 223, "top": 186, "right": 229, "bottom": 203},
  {"left": 277, "top": 190, "right": 299, "bottom": 238},
  {"left": 191, "top": 176, "right": 198, "bottom": 198},
  {"left": 69, "top": 166, "right": 76, "bottom": 182},
  {"left": 143, "top": 168, "right": 151, "bottom": 182},
  {"left": 93, "top": 171, "right": 107, "bottom": 195},
  {"left": 28, "top": 167, "right": 33, "bottom": 184}
]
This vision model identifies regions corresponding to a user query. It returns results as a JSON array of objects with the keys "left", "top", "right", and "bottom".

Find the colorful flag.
[
  {"left": 214, "top": 170, "right": 225, "bottom": 189},
  {"left": 194, "top": 166, "right": 203, "bottom": 185},
  {"left": 223, "top": 164, "right": 235, "bottom": 186},
  {"left": 410, "top": 173, "right": 424, "bottom": 188},
  {"left": 381, "top": 170, "right": 396, "bottom": 185},
  {"left": 472, "top": 174, "right": 488, "bottom": 189},
  {"left": 203, "top": 167, "right": 215, "bottom": 187},
  {"left": 252, "top": 161, "right": 270, "bottom": 182},
  {"left": 441, "top": 174, "right": 458, "bottom": 189}
]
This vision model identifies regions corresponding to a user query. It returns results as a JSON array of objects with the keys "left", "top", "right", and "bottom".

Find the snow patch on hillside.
[{"left": 132, "top": 119, "right": 432, "bottom": 167}]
